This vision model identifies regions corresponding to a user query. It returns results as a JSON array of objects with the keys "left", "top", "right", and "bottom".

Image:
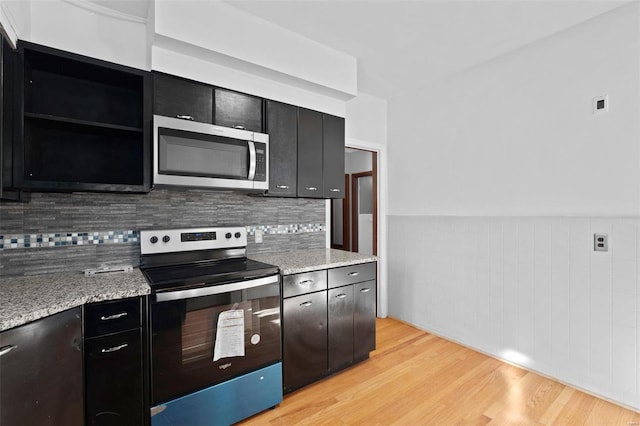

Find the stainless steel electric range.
[{"left": 139, "top": 226, "right": 282, "bottom": 426}]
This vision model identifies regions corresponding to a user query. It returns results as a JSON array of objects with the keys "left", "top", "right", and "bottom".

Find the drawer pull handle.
[
  {"left": 348, "top": 272, "right": 360, "bottom": 277},
  {"left": 100, "top": 312, "right": 128, "bottom": 321},
  {"left": 300, "top": 301, "right": 313, "bottom": 307},
  {"left": 176, "top": 114, "right": 195, "bottom": 121},
  {"left": 329, "top": 188, "right": 341, "bottom": 192},
  {"left": 360, "top": 288, "right": 372, "bottom": 293},
  {"left": 298, "top": 280, "right": 313, "bottom": 286},
  {"left": 305, "top": 187, "right": 318, "bottom": 191},
  {"left": 336, "top": 293, "right": 348, "bottom": 299},
  {"left": 0, "top": 345, "right": 17, "bottom": 357},
  {"left": 276, "top": 185, "right": 290, "bottom": 189},
  {"left": 233, "top": 125, "right": 246, "bottom": 130},
  {"left": 101, "top": 343, "right": 128, "bottom": 353}
]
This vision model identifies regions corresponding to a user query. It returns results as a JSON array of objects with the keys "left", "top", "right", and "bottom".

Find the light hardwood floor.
[{"left": 240, "top": 318, "right": 640, "bottom": 425}]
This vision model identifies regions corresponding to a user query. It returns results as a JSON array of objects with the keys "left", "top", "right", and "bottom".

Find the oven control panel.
[{"left": 140, "top": 227, "right": 247, "bottom": 254}]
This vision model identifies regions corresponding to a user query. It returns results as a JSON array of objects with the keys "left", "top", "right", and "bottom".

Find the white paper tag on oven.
[{"left": 213, "top": 309, "right": 245, "bottom": 362}]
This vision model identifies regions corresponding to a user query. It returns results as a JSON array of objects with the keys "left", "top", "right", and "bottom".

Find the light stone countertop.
[
  {"left": 251, "top": 248, "right": 377, "bottom": 275},
  {"left": 0, "top": 269, "right": 150, "bottom": 332}
]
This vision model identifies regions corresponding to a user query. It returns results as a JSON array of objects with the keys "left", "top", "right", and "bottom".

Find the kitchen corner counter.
[
  {"left": 0, "top": 269, "right": 150, "bottom": 331},
  {"left": 251, "top": 248, "right": 377, "bottom": 275}
]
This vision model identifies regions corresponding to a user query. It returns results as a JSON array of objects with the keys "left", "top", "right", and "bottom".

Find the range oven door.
[
  {"left": 153, "top": 115, "right": 268, "bottom": 191},
  {"left": 149, "top": 274, "right": 281, "bottom": 406}
]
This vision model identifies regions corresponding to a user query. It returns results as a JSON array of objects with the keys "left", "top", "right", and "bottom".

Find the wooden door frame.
[
  {"left": 330, "top": 174, "right": 351, "bottom": 251},
  {"left": 351, "top": 164, "right": 377, "bottom": 256}
]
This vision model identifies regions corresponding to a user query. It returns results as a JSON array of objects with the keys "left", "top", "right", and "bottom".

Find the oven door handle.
[{"left": 154, "top": 275, "right": 279, "bottom": 302}]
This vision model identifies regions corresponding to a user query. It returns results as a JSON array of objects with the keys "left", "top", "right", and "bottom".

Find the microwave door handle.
[{"left": 248, "top": 141, "right": 256, "bottom": 180}]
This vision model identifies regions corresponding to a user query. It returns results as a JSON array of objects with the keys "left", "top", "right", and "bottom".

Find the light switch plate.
[
  {"left": 593, "top": 95, "right": 609, "bottom": 115},
  {"left": 255, "top": 229, "right": 263, "bottom": 244}
]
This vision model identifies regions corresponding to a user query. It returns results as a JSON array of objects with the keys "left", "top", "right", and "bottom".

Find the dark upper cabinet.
[
  {"left": 214, "top": 88, "right": 263, "bottom": 132},
  {"left": 14, "top": 41, "right": 150, "bottom": 193},
  {"left": 297, "top": 108, "right": 345, "bottom": 199},
  {"left": 297, "top": 107, "right": 323, "bottom": 197},
  {"left": 265, "top": 100, "right": 297, "bottom": 197},
  {"left": 322, "top": 114, "right": 345, "bottom": 198},
  {"left": 153, "top": 72, "right": 213, "bottom": 124}
]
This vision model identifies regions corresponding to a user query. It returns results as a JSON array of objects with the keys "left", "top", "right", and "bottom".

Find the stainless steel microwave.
[{"left": 153, "top": 115, "right": 268, "bottom": 192}]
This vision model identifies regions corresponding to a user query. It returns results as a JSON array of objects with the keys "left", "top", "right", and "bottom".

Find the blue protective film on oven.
[{"left": 150, "top": 362, "right": 282, "bottom": 426}]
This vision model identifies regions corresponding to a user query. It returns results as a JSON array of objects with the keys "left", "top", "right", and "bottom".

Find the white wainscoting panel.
[{"left": 388, "top": 216, "right": 639, "bottom": 410}]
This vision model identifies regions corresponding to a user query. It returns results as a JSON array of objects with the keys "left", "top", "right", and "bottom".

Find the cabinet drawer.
[
  {"left": 283, "top": 270, "right": 327, "bottom": 298},
  {"left": 84, "top": 297, "right": 141, "bottom": 338},
  {"left": 328, "top": 262, "right": 376, "bottom": 289}
]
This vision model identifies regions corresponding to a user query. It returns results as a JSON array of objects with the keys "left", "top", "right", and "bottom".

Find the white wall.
[
  {"left": 346, "top": 92, "right": 388, "bottom": 146},
  {"left": 27, "top": 1, "right": 148, "bottom": 70},
  {"left": 153, "top": 0, "right": 356, "bottom": 101},
  {"left": 0, "top": 0, "right": 29, "bottom": 46},
  {"left": 388, "top": 2, "right": 639, "bottom": 217},
  {"left": 387, "top": 2, "right": 640, "bottom": 410}
]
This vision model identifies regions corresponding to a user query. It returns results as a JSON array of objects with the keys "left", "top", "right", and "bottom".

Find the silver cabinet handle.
[
  {"left": 298, "top": 279, "right": 313, "bottom": 286},
  {"left": 348, "top": 272, "right": 360, "bottom": 277},
  {"left": 233, "top": 125, "right": 246, "bottom": 130},
  {"left": 300, "top": 301, "right": 313, "bottom": 307},
  {"left": 176, "top": 115, "right": 194, "bottom": 121},
  {"left": 306, "top": 187, "right": 318, "bottom": 191},
  {"left": 336, "top": 293, "right": 348, "bottom": 299},
  {"left": 100, "top": 312, "right": 127, "bottom": 321},
  {"left": 0, "top": 345, "right": 17, "bottom": 357},
  {"left": 329, "top": 188, "right": 341, "bottom": 192},
  {"left": 101, "top": 343, "right": 128, "bottom": 353},
  {"left": 276, "top": 185, "right": 290, "bottom": 189},
  {"left": 360, "top": 288, "right": 372, "bottom": 293}
]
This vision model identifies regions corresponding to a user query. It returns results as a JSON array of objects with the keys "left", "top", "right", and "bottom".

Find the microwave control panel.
[{"left": 255, "top": 142, "right": 267, "bottom": 181}]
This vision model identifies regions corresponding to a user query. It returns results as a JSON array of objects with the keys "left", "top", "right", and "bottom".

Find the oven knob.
[
  {"left": 225, "top": 232, "right": 232, "bottom": 239},
  {"left": 162, "top": 235, "right": 171, "bottom": 243},
  {"left": 150, "top": 236, "right": 158, "bottom": 244},
  {"left": 235, "top": 232, "right": 241, "bottom": 238}
]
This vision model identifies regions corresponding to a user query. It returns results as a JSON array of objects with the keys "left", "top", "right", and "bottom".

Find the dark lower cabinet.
[
  {"left": 282, "top": 290, "right": 328, "bottom": 392},
  {"left": 328, "top": 285, "right": 354, "bottom": 371},
  {"left": 84, "top": 297, "right": 146, "bottom": 426},
  {"left": 85, "top": 329, "right": 143, "bottom": 426},
  {"left": 354, "top": 280, "right": 377, "bottom": 360},
  {"left": 0, "top": 307, "right": 83, "bottom": 426},
  {"left": 282, "top": 262, "right": 377, "bottom": 393}
]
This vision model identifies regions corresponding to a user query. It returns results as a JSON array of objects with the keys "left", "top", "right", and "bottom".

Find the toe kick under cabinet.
[{"left": 282, "top": 262, "right": 377, "bottom": 393}]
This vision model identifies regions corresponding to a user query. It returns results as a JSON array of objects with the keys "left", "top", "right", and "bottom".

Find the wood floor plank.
[{"left": 239, "top": 318, "right": 640, "bottom": 425}]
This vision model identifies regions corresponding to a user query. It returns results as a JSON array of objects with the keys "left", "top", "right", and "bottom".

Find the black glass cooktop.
[{"left": 141, "top": 258, "right": 279, "bottom": 293}]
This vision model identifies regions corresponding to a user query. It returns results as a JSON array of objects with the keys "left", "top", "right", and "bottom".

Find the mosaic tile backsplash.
[{"left": 0, "top": 189, "right": 326, "bottom": 277}]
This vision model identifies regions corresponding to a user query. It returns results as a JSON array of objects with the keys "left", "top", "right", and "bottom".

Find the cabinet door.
[
  {"left": 328, "top": 285, "right": 354, "bottom": 372},
  {"left": 0, "top": 308, "right": 83, "bottom": 426},
  {"left": 322, "top": 114, "right": 345, "bottom": 198},
  {"left": 354, "top": 281, "right": 377, "bottom": 360},
  {"left": 265, "top": 100, "right": 297, "bottom": 197},
  {"left": 153, "top": 72, "right": 213, "bottom": 123},
  {"left": 282, "top": 291, "right": 327, "bottom": 392},
  {"left": 214, "top": 88, "right": 263, "bottom": 132},
  {"left": 85, "top": 329, "right": 143, "bottom": 426},
  {"left": 297, "top": 107, "right": 323, "bottom": 198}
]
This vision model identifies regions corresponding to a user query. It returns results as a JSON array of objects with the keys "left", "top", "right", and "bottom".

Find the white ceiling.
[{"left": 88, "top": 0, "right": 628, "bottom": 101}]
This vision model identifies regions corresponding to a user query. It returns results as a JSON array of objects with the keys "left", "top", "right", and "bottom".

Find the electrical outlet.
[
  {"left": 255, "top": 229, "right": 263, "bottom": 244},
  {"left": 594, "top": 233, "right": 608, "bottom": 252}
]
